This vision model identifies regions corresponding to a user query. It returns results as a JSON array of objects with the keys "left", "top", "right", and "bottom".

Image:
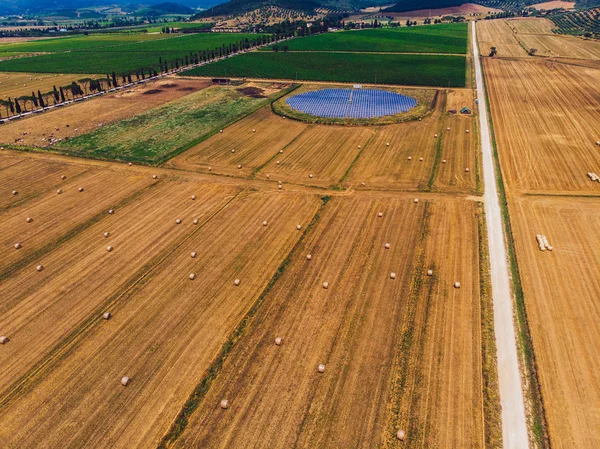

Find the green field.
[
  {"left": 184, "top": 52, "right": 466, "bottom": 87},
  {"left": 0, "top": 33, "right": 264, "bottom": 74},
  {"left": 55, "top": 84, "right": 287, "bottom": 163},
  {"left": 261, "top": 23, "right": 468, "bottom": 54}
]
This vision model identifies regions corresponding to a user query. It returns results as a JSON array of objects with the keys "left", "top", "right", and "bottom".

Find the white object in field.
[
  {"left": 208, "top": 167, "right": 212, "bottom": 171},
  {"left": 106, "top": 246, "right": 113, "bottom": 252},
  {"left": 36, "top": 264, "right": 44, "bottom": 272},
  {"left": 306, "top": 254, "right": 312, "bottom": 260},
  {"left": 26, "top": 217, "right": 33, "bottom": 223},
  {"left": 103, "top": 312, "right": 112, "bottom": 320},
  {"left": 56, "top": 189, "right": 63, "bottom": 194},
  {"left": 595, "top": 141, "right": 600, "bottom": 146},
  {"left": 466, "top": 129, "right": 470, "bottom": 133},
  {"left": 360, "top": 182, "right": 366, "bottom": 187},
  {"left": 128, "top": 162, "right": 133, "bottom": 166},
  {"left": 396, "top": 429, "right": 406, "bottom": 441},
  {"left": 234, "top": 279, "right": 241, "bottom": 286},
  {"left": 191, "top": 195, "right": 196, "bottom": 200},
  {"left": 14, "top": 243, "right": 22, "bottom": 249},
  {"left": 191, "top": 252, "right": 197, "bottom": 258},
  {"left": 278, "top": 184, "right": 282, "bottom": 190},
  {"left": 434, "top": 134, "right": 438, "bottom": 138},
  {"left": 193, "top": 219, "right": 199, "bottom": 225},
  {"left": 121, "top": 377, "right": 130, "bottom": 386},
  {"left": 385, "top": 243, "right": 390, "bottom": 249},
  {"left": 108, "top": 209, "right": 114, "bottom": 214},
  {"left": 189, "top": 273, "right": 196, "bottom": 280},
  {"left": 0, "top": 336, "right": 9, "bottom": 345},
  {"left": 442, "top": 160, "right": 447, "bottom": 164},
  {"left": 276, "top": 160, "right": 280, "bottom": 165},
  {"left": 263, "top": 221, "right": 268, "bottom": 227},
  {"left": 175, "top": 218, "right": 182, "bottom": 224},
  {"left": 427, "top": 269, "right": 433, "bottom": 276},
  {"left": 103, "top": 231, "right": 110, "bottom": 238},
  {"left": 12, "top": 190, "right": 18, "bottom": 195},
  {"left": 279, "top": 150, "right": 283, "bottom": 153},
  {"left": 275, "top": 337, "right": 282, "bottom": 346},
  {"left": 414, "top": 198, "right": 419, "bottom": 203},
  {"left": 219, "top": 129, "right": 223, "bottom": 133},
  {"left": 465, "top": 168, "right": 470, "bottom": 172},
  {"left": 454, "top": 282, "right": 461, "bottom": 288},
  {"left": 252, "top": 129, "right": 256, "bottom": 132},
  {"left": 308, "top": 174, "right": 313, "bottom": 178},
  {"left": 61, "top": 175, "right": 67, "bottom": 180},
  {"left": 78, "top": 187, "right": 84, "bottom": 192},
  {"left": 296, "top": 225, "right": 302, "bottom": 230},
  {"left": 386, "top": 142, "right": 390, "bottom": 146},
  {"left": 220, "top": 399, "right": 229, "bottom": 409},
  {"left": 419, "top": 157, "right": 423, "bottom": 162},
  {"left": 266, "top": 174, "right": 270, "bottom": 179},
  {"left": 377, "top": 212, "right": 383, "bottom": 218},
  {"left": 152, "top": 175, "right": 157, "bottom": 179},
  {"left": 408, "top": 156, "right": 412, "bottom": 161},
  {"left": 238, "top": 165, "right": 242, "bottom": 169},
  {"left": 390, "top": 272, "right": 396, "bottom": 279},
  {"left": 587, "top": 172, "right": 600, "bottom": 182},
  {"left": 322, "top": 282, "right": 329, "bottom": 289},
  {"left": 447, "top": 127, "right": 450, "bottom": 131},
  {"left": 318, "top": 364, "right": 325, "bottom": 373},
  {"left": 358, "top": 145, "right": 361, "bottom": 149}
]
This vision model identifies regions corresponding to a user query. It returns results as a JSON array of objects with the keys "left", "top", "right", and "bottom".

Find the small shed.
[{"left": 460, "top": 107, "right": 472, "bottom": 115}]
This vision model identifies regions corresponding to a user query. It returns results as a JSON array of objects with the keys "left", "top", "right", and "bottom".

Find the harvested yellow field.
[
  {"left": 477, "top": 19, "right": 527, "bottom": 58},
  {"left": 0, "top": 72, "right": 99, "bottom": 102},
  {"left": 509, "top": 196, "right": 600, "bottom": 448},
  {"left": 0, "top": 77, "right": 211, "bottom": 146},
  {"left": 518, "top": 33, "right": 600, "bottom": 60},
  {"left": 170, "top": 196, "right": 488, "bottom": 448},
  {"left": 484, "top": 58, "right": 600, "bottom": 194},
  {"left": 257, "top": 125, "right": 375, "bottom": 187},
  {"left": 529, "top": 0, "right": 575, "bottom": 10},
  {"left": 507, "top": 18, "right": 556, "bottom": 35},
  {"left": 167, "top": 106, "right": 308, "bottom": 177}
]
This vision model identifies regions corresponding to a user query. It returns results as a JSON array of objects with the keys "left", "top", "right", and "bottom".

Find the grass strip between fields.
[
  {"left": 481, "top": 59, "right": 550, "bottom": 449},
  {"left": 477, "top": 203, "right": 503, "bottom": 448},
  {"left": 0, "top": 187, "right": 243, "bottom": 407},
  {"left": 158, "top": 194, "right": 331, "bottom": 448},
  {"left": 426, "top": 90, "right": 447, "bottom": 192}
]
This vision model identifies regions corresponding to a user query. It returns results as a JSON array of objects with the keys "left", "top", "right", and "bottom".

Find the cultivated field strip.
[
  {"left": 384, "top": 199, "right": 484, "bottom": 448},
  {"left": 518, "top": 33, "right": 600, "bottom": 60},
  {"left": 0, "top": 154, "right": 26, "bottom": 171},
  {"left": 477, "top": 19, "right": 527, "bottom": 58},
  {"left": 345, "top": 120, "right": 438, "bottom": 190},
  {"left": 173, "top": 197, "right": 487, "bottom": 448},
  {"left": 0, "top": 157, "right": 90, "bottom": 210},
  {"left": 168, "top": 106, "right": 308, "bottom": 177},
  {"left": 257, "top": 125, "right": 375, "bottom": 187},
  {"left": 0, "top": 78, "right": 211, "bottom": 148},
  {"left": 434, "top": 114, "right": 478, "bottom": 193},
  {"left": 509, "top": 196, "right": 600, "bottom": 448},
  {"left": 0, "top": 190, "right": 321, "bottom": 449},
  {"left": 0, "top": 167, "right": 154, "bottom": 274},
  {"left": 0, "top": 180, "right": 238, "bottom": 399},
  {"left": 484, "top": 58, "right": 600, "bottom": 194}
]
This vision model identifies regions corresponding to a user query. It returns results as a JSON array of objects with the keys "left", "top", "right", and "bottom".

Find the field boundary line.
[
  {"left": 335, "top": 128, "right": 379, "bottom": 188},
  {"left": 473, "top": 21, "right": 530, "bottom": 449},
  {"left": 157, "top": 195, "right": 331, "bottom": 449},
  {"left": 0, "top": 188, "right": 243, "bottom": 408},
  {"left": 426, "top": 90, "right": 447, "bottom": 191}
]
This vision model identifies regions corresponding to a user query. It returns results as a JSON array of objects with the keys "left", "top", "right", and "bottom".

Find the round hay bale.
[
  {"left": 306, "top": 254, "right": 312, "bottom": 260},
  {"left": 386, "top": 142, "right": 390, "bottom": 146},
  {"left": 191, "top": 251, "right": 197, "bottom": 258},
  {"left": 390, "top": 272, "right": 396, "bottom": 279},
  {"left": 0, "top": 336, "right": 9, "bottom": 345},
  {"left": 360, "top": 182, "right": 366, "bottom": 187},
  {"left": 14, "top": 243, "right": 22, "bottom": 249},
  {"left": 318, "top": 364, "right": 325, "bottom": 373},
  {"left": 278, "top": 180, "right": 282, "bottom": 185},
  {"left": 103, "top": 231, "right": 110, "bottom": 238},
  {"left": 12, "top": 190, "right": 18, "bottom": 195},
  {"left": 595, "top": 141, "right": 600, "bottom": 146},
  {"left": 26, "top": 217, "right": 33, "bottom": 223},
  {"left": 106, "top": 245, "right": 114, "bottom": 252},
  {"left": 465, "top": 168, "right": 470, "bottom": 173},
  {"left": 78, "top": 187, "right": 84, "bottom": 192},
  {"left": 275, "top": 337, "right": 282, "bottom": 346},
  {"left": 434, "top": 134, "right": 438, "bottom": 138},
  {"left": 296, "top": 225, "right": 302, "bottom": 230},
  {"left": 358, "top": 145, "right": 361, "bottom": 149},
  {"left": 191, "top": 195, "right": 196, "bottom": 200},
  {"left": 263, "top": 221, "right": 268, "bottom": 226},
  {"left": 419, "top": 157, "right": 423, "bottom": 162},
  {"left": 547, "top": 246, "right": 553, "bottom": 251},
  {"left": 103, "top": 312, "right": 112, "bottom": 320},
  {"left": 276, "top": 161, "right": 280, "bottom": 165},
  {"left": 152, "top": 175, "right": 158, "bottom": 180},
  {"left": 427, "top": 269, "right": 433, "bottom": 276},
  {"left": 396, "top": 429, "right": 406, "bottom": 441},
  {"left": 278, "top": 184, "right": 282, "bottom": 190},
  {"left": 308, "top": 174, "right": 313, "bottom": 178},
  {"left": 220, "top": 399, "right": 229, "bottom": 409},
  {"left": 378, "top": 212, "right": 383, "bottom": 218},
  {"left": 414, "top": 198, "right": 419, "bottom": 203},
  {"left": 408, "top": 156, "right": 412, "bottom": 161},
  {"left": 322, "top": 282, "right": 329, "bottom": 289},
  {"left": 466, "top": 129, "right": 470, "bottom": 133},
  {"left": 231, "top": 149, "right": 235, "bottom": 153},
  {"left": 454, "top": 282, "right": 461, "bottom": 288},
  {"left": 175, "top": 218, "right": 182, "bottom": 224},
  {"left": 385, "top": 243, "right": 390, "bottom": 249},
  {"left": 193, "top": 219, "right": 199, "bottom": 225},
  {"left": 266, "top": 174, "right": 270, "bottom": 179},
  {"left": 61, "top": 175, "right": 67, "bottom": 180},
  {"left": 36, "top": 264, "right": 44, "bottom": 272},
  {"left": 234, "top": 279, "right": 241, "bottom": 286},
  {"left": 208, "top": 167, "right": 212, "bottom": 171},
  {"left": 219, "top": 129, "right": 223, "bottom": 133},
  {"left": 442, "top": 159, "right": 447, "bottom": 164},
  {"left": 128, "top": 162, "right": 133, "bottom": 166},
  {"left": 238, "top": 164, "right": 242, "bottom": 169},
  {"left": 279, "top": 150, "right": 283, "bottom": 154},
  {"left": 108, "top": 209, "right": 114, "bottom": 215},
  {"left": 189, "top": 273, "right": 196, "bottom": 280},
  {"left": 57, "top": 189, "right": 63, "bottom": 194},
  {"left": 121, "top": 377, "right": 130, "bottom": 386},
  {"left": 446, "top": 127, "right": 450, "bottom": 131},
  {"left": 253, "top": 129, "right": 256, "bottom": 132}
]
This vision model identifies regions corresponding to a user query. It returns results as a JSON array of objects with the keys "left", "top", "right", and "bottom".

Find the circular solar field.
[{"left": 286, "top": 88, "right": 417, "bottom": 119}]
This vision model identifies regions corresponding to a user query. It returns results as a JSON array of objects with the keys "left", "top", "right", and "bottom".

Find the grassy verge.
[
  {"left": 158, "top": 195, "right": 331, "bottom": 448},
  {"left": 477, "top": 203, "right": 503, "bottom": 448},
  {"left": 481, "top": 58, "right": 550, "bottom": 449},
  {"left": 271, "top": 84, "right": 437, "bottom": 126},
  {"left": 425, "top": 90, "right": 447, "bottom": 191}
]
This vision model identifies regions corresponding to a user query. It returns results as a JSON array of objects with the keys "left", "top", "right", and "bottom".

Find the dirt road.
[{"left": 472, "top": 21, "right": 529, "bottom": 449}]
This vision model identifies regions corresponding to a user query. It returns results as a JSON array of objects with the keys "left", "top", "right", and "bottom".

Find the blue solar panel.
[{"left": 286, "top": 88, "right": 417, "bottom": 119}]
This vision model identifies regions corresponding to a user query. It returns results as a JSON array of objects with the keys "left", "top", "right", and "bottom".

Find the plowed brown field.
[
  {"left": 0, "top": 77, "right": 211, "bottom": 147},
  {"left": 484, "top": 58, "right": 600, "bottom": 194},
  {"left": 172, "top": 196, "right": 487, "bottom": 449},
  {"left": 508, "top": 196, "right": 600, "bottom": 449},
  {"left": 167, "top": 106, "right": 308, "bottom": 177}
]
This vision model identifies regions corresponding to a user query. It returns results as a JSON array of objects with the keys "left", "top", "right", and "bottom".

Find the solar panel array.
[{"left": 286, "top": 88, "right": 417, "bottom": 119}]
